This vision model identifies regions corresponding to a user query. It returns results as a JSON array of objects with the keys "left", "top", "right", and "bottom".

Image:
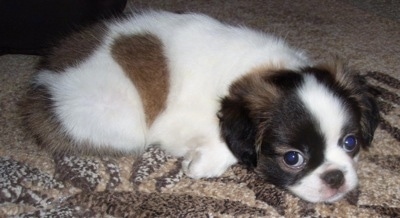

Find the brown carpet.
[{"left": 1, "top": 0, "right": 399, "bottom": 217}]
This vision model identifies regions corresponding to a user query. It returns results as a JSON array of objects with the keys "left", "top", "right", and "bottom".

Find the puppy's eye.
[
  {"left": 343, "top": 135, "right": 357, "bottom": 152},
  {"left": 283, "top": 151, "right": 305, "bottom": 168}
]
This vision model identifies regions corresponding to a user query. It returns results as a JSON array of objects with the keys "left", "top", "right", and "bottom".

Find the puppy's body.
[{"left": 23, "top": 11, "right": 379, "bottom": 203}]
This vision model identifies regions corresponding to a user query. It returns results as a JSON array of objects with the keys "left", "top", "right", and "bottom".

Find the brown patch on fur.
[
  {"left": 250, "top": 62, "right": 286, "bottom": 75},
  {"left": 20, "top": 85, "right": 127, "bottom": 157},
  {"left": 111, "top": 34, "right": 169, "bottom": 125},
  {"left": 231, "top": 68, "right": 282, "bottom": 111},
  {"left": 39, "top": 22, "right": 108, "bottom": 72}
]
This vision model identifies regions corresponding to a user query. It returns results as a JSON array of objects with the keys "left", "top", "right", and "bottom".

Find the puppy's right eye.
[
  {"left": 283, "top": 151, "right": 305, "bottom": 168},
  {"left": 342, "top": 134, "right": 357, "bottom": 152}
]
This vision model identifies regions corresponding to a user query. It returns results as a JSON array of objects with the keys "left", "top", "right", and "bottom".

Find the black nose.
[{"left": 321, "top": 170, "right": 345, "bottom": 189}]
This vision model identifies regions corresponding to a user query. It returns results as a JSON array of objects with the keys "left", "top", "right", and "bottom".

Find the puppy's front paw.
[{"left": 182, "top": 143, "right": 237, "bottom": 179}]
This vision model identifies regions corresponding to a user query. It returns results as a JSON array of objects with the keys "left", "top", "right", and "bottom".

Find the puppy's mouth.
[{"left": 321, "top": 185, "right": 349, "bottom": 202}]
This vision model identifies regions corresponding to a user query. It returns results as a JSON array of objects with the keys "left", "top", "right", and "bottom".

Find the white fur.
[
  {"left": 291, "top": 75, "right": 358, "bottom": 202},
  {"left": 299, "top": 75, "right": 348, "bottom": 144}
]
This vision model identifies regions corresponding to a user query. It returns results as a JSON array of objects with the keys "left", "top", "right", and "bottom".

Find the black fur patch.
[
  {"left": 219, "top": 97, "right": 258, "bottom": 168},
  {"left": 257, "top": 92, "right": 326, "bottom": 187}
]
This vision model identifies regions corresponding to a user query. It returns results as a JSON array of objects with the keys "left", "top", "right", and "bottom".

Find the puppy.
[{"left": 22, "top": 11, "right": 379, "bottom": 202}]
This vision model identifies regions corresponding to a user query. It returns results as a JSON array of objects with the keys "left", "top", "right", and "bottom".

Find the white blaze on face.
[
  {"left": 298, "top": 75, "right": 347, "bottom": 144},
  {"left": 287, "top": 75, "right": 358, "bottom": 202}
]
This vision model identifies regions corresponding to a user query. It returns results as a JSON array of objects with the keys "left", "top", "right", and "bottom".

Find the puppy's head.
[{"left": 219, "top": 62, "right": 379, "bottom": 202}]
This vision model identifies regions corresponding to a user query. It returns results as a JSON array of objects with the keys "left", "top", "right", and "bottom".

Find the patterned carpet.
[{"left": 1, "top": 0, "right": 399, "bottom": 217}]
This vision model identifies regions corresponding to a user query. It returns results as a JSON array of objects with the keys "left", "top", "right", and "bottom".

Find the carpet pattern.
[{"left": 1, "top": 0, "right": 399, "bottom": 217}]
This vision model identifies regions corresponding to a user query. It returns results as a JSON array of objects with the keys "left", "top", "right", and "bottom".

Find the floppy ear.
[
  {"left": 218, "top": 73, "right": 280, "bottom": 168},
  {"left": 321, "top": 59, "right": 380, "bottom": 149},
  {"left": 356, "top": 75, "right": 380, "bottom": 148},
  {"left": 219, "top": 95, "right": 258, "bottom": 168}
]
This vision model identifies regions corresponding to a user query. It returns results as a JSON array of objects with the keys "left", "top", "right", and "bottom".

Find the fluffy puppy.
[{"left": 22, "top": 11, "right": 379, "bottom": 202}]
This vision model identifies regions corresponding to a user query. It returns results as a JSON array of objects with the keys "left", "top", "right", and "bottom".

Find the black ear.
[
  {"left": 218, "top": 72, "right": 286, "bottom": 168},
  {"left": 219, "top": 96, "right": 258, "bottom": 168},
  {"left": 357, "top": 76, "right": 380, "bottom": 148}
]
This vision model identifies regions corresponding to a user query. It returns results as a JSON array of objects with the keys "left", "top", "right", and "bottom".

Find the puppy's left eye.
[
  {"left": 343, "top": 135, "right": 357, "bottom": 152},
  {"left": 283, "top": 151, "right": 305, "bottom": 168}
]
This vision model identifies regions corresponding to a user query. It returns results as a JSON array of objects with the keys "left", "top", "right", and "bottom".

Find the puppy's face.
[{"left": 219, "top": 63, "right": 379, "bottom": 202}]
